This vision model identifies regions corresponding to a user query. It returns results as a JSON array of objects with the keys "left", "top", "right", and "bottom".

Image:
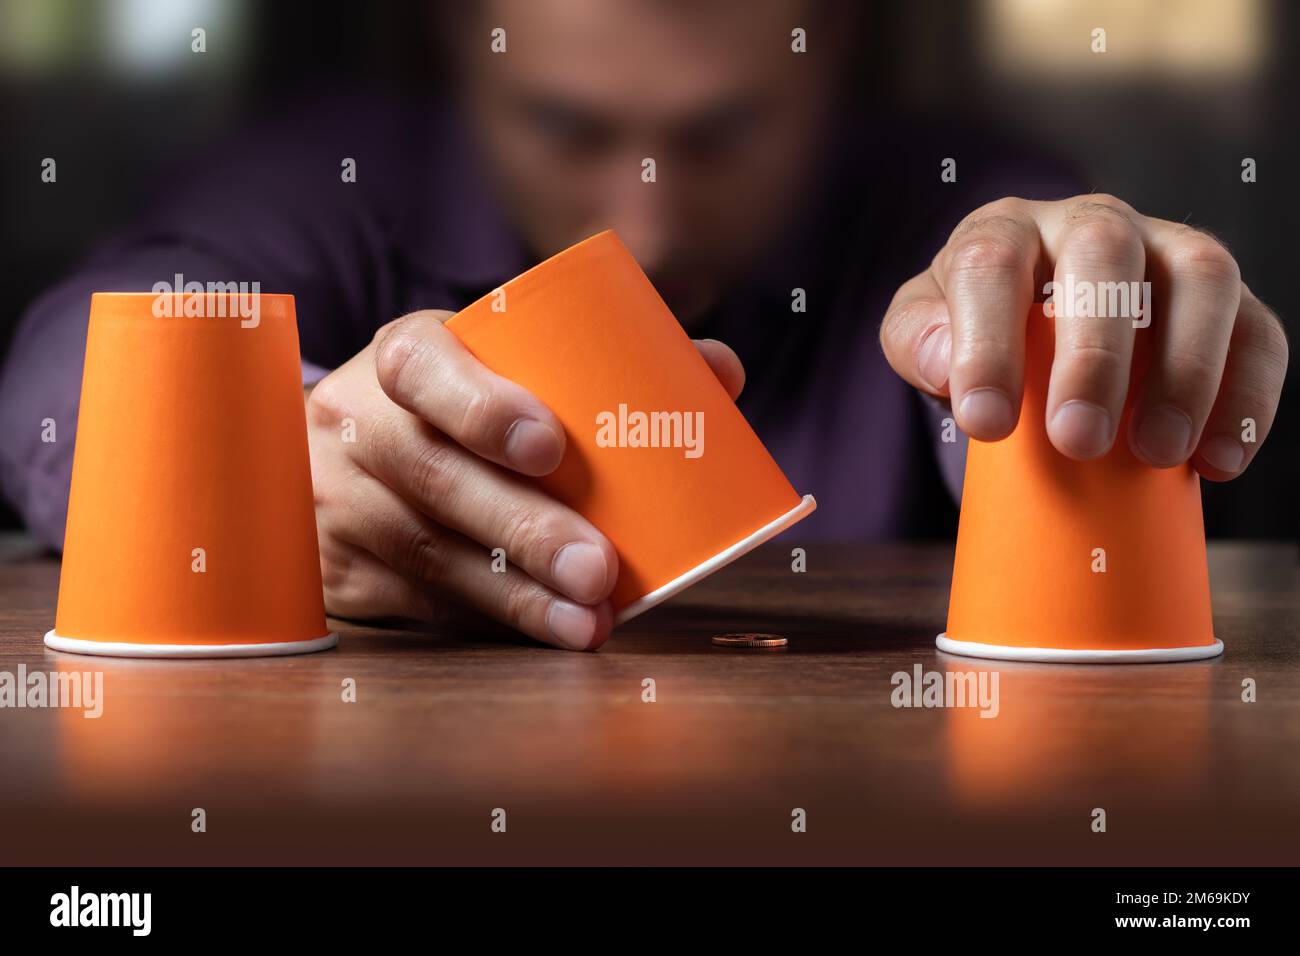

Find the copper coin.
[{"left": 711, "top": 633, "right": 788, "bottom": 648}]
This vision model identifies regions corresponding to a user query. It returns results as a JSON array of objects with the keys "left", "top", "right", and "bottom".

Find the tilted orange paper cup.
[
  {"left": 446, "top": 230, "right": 816, "bottom": 623},
  {"left": 45, "top": 292, "right": 336, "bottom": 658},
  {"left": 937, "top": 304, "right": 1221, "bottom": 663}
]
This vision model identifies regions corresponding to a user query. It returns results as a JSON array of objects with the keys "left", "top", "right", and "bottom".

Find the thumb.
[
  {"left": 694, "top": 338, "right": 746, "bottom": 400},
  {"left": 880, "top": 281, "right": 953, "bottom": 397}
]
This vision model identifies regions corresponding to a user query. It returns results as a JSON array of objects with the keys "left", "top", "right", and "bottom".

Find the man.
[{"left": 0, "top": 1, "right": 1287, "bottom": 652}]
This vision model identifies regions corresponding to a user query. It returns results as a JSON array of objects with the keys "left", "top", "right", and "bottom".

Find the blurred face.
[{"left": 458, "top": 0, "right": 835, "bottom": 324}]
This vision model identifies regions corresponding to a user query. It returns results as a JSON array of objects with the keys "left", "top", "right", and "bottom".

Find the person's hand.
[
  {"left": 881, "top": 194, "right": 1288, "bottom": 477},
  {"left": 307, "top": 310, "right": 746, "bottom": 651}
]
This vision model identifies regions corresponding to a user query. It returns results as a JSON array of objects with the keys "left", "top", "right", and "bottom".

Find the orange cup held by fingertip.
[
  {"left": 446, "top": 230, "right": 816, "bottom": 623},
  {"left": 938, "top": 304, "right": 1221, "bottom": 663},
  {"left": 46, "top": 292, "right": 336, "bottom": 658}
]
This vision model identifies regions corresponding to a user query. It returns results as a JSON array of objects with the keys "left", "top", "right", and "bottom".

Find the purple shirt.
[{"left": 0, "top": 95, "right": 1080, "bottom": 549}]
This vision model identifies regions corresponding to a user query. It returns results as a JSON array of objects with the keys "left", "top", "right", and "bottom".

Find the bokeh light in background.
[
  {"left": 0, "top": 0, "right": 249, "bottom": 78},
  {"left": 0, "top": 0, "right": 1294, "bottom": 538},
  {"left": 983, "top": 0, "right": 1267, "bottom": 79}
]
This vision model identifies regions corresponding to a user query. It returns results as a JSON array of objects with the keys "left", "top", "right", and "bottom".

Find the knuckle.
[
  {"left": 951, "top": 209, "right": 1032, "bottom": 247},
  {"left": 969, "top": 197, "right": 1027, "bottom": 223},
  {"left": 406, "top": 438, "right": 459, "bottom": 506},
  {"left": 893, "top": 297, "right": 939, "bottom": 330},
  {"left": 1063, "top": 218, "right": 1142, "bottom": 265},
  {"left": 501, "top": 501, "right": 558, "bottom": 565},
  {"left": 1168, "top": 234, "right": 1240, "bottom": 286},
  {"left": 315, "top": 464, "right": 367, "bottom": 521},
  {"left": 1227, "top": 376, "right": 1279, "bottom": 412},
  {"left": 405, "top": 525, "right": 452, "bottom": 585},
  {"left": 1232, "top": 311, "right": 1289, "bottom": 396},
  {"left": 387, "top": 309, "right": 452, "bottom": 330},
  {"left": 306, "top": 374, "right": 348, "bottom": 429},
  {"left": 949, "top": 343, "right": 1016, "bottom": 385},
  {"left": 371, "top": 315, "right": 405, "bottom": 346},
  {"left": 1262, "top": 313, "right": 1290, "bottom": 362},
  {"left": 948, "top": 235, "right": 1025, "bottom": 278},
  {"left": 498, "top": 579, "right": 539, "bottom": 630},
  {"left": 953, "top": 335, "right": 1015, "bottom": 372},
  {"left": 320, "top": 578, "right": 355, "bottom": 618},
  {"left": 356, "top": 417, "right": 388, "bottom": 469},
  {"left": 882, "top": 299, "right": 940, "bottom": 350},
  {"left": 1160, "top": 348, "right": 1223, "bottom": 392},
  {"left": 348, "top": 495, "right": 387, "bottom": 551},
  {"left": 373, "top": 318, "right": 435, "bottom": 402},
  {"left": 1065, "top": 337, "right": 1128, "bottom": 376},
  {"left": 1066, "top": 194, "right": 1136, "bottom": 218},
  {"left": 319, "top": 551, "right": 353, "bottom": 599},
  {"left": 1242, "top": 306, "right": 1290, "bottom": 362},
  {"left": 312, "top": 471, "right": 341, "bottom": 514},
  {"left": 319, "top": 546, "right": 375, "bottom": 618},
  {"left": 357, "top": 414, "right": 405, "bottom": 474},
  {"left": 456, "top": 385, "right": 504, "bottom": 450}
]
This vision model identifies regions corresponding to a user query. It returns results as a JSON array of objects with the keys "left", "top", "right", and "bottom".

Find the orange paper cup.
[
  {"left": 937, "top": 304, "right": 1221, "bottom": 663},
  {"left": 446, "top": 230, "right": 815, "bottom": 624},
  {"left": 45, "top": 292, "right": 336, "bottom": 658}
]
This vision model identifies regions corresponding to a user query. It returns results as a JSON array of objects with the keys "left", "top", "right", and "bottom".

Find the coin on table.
[{"left": 711, "top": 633, "right": 788, "bottom": 648}]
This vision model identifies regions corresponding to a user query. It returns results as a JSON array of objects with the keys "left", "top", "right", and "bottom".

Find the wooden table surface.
[{"left": 1, "top": 538, "right": 1296, "bottom": 865}]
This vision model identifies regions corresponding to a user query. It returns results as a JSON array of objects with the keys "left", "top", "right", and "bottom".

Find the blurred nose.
[{"left": 600, "top": 159, "right": 672, "bottom": 276}]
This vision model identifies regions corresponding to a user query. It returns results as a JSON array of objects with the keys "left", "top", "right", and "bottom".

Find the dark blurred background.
[{"left": 1, "top": 0, "right": 1295, "bottom": 538}]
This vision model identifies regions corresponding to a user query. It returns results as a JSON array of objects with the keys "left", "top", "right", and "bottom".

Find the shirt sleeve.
[
  {"left": 0, "top": 102, "right": 399, "bottom": 550},
  {"left": 0, "top": 251, "right": 344, "bottom": 551}
]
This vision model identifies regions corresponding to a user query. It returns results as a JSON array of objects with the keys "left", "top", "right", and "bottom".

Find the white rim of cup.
[
  {"left": 43, "top": 629, "right": 338, "bottom": 659},
  {"left": 935, "top": 633, "right": 1224, "bottom": 664},
  {"left": 613, "top": 493, "right": 816, "bottom": 626}
]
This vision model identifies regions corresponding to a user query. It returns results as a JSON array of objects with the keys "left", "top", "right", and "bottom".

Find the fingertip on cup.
[
  {"left": 551, "top": 540, "right": 614, "bottom": 604},
  {"left": 504, "top": 418, "right": 565, "bottom": 475},
  {"left": 585, "top": 602, "right": 614, "bottom": 652},
  {"left": 1132, "top": 404, "right": 1195, "bottom": 468},
  {"left": 1196, "top": 436, "right": 1246, "bottom": 478},
  {"left": 957, "top": 387, "right": 1016, "bottom": 440},
  {"left": 545, "top": 598, "right": 610, "bottom": 651},
  {"left": 1049, "top": 400, "right": 1114, "bottom": 460}
]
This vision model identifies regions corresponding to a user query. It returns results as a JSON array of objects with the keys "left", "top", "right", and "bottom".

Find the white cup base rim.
[
  {"left": 613, "top": 493, "right": 816, "bottom": 627},
  {"left": 42, "top": 629, "right": 338, "bottom": 659},
  {"left": 935, "top": 633, "right": 1224, "bottom": 664}
]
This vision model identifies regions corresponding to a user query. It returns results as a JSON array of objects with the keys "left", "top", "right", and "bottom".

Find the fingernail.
[
  {"left": 551, "top": 541, "right": 609, "bottom": 604},
  {"left": 1049, "top": 400, "right": 1113, "bottom": 459},
  {"left": 1199, "top": 436, "right": 1245, "bottom": 474},
  {"left": 957, "top": 387, "right": 1015, "bottom": 438},
  {"left": 916, "top": 324, "right": 952, "bottom": 392},
  {"left": 1135, "top": 405, "right": 1194, "bottom": 466},
  {"left": 504, "top": 419, "right": 563, "bottom": 475},
  {"left": 546, "top": 599, "right": 598, "bottom": 651}
]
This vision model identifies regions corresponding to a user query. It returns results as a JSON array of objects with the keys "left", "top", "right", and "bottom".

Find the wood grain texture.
[{"left": 0, "top": 538, "right": 1296, "bottom": 865}]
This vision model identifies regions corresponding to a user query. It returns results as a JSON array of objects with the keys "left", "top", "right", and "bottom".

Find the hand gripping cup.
[
  {"left": 44, "top": 292, "right": 336, "bottom": 658},
  {"left": 446, "top": 230, "right": 816, "bottom": 624},
  {"left": 937, "top": 304, "right": 1222, "bottom": 663}
]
